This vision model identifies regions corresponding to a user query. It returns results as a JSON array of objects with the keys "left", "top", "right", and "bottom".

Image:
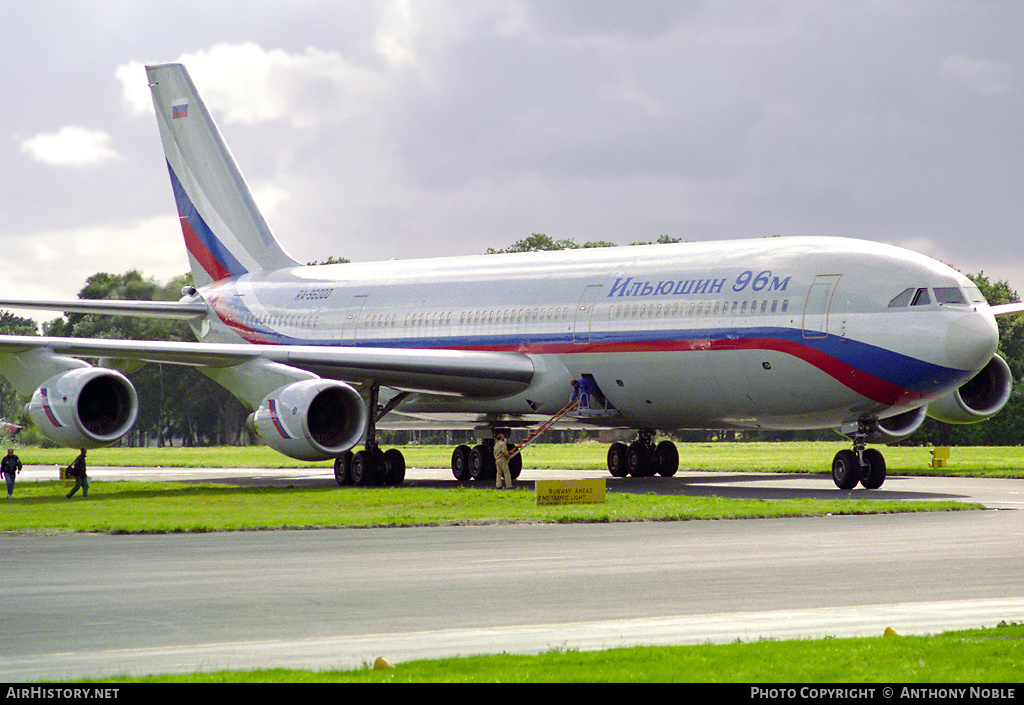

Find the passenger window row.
[
  {"left": 370, "top": 308, "right": 572, "bottom": 327},
  {"left": 610, "top": 299, "right": 790, "bottom": 319},
  {"left": 245, "top": 297, "right": 800, "bottom": 333}
]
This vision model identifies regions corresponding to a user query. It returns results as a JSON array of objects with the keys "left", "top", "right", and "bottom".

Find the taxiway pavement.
[{"left": 2, "top": 465, "right": 1022, "bottom": 680}]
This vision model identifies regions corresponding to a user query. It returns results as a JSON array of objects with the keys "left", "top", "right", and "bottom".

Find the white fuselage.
[{"left": 191, "top": 236, "right": 998, "bottom": 432}]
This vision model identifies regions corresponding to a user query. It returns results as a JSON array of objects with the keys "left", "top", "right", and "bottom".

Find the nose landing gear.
[{"left": 832, "top": 431, "right": 886, "bottom": 490}]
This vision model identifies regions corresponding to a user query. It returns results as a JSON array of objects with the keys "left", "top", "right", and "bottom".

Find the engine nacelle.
[
  {"left": 927, "top": 354, "right": 1013, "bottom": 424},
  {"left": 842, "top": 406, "right": 929, "bottom": 445},
  {"left": 25, "top": 368, "right": 139, "bottom": 448},
  {"left": 871, "top": 406, "right": 929, "bottom": 443},
  {"left": 251, "top": 379, "right": 368, "bottom": 461}
]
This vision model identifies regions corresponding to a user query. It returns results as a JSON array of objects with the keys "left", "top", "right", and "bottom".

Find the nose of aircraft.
[{"left": 946, "top": 309, "right": 999, "bottom": 370}]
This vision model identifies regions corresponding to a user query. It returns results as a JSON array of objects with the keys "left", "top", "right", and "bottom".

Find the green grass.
[
  {"left": 2, "top": 441, "right": 998, "bottom": 533},
  {"left": 0, "top": 480, "right": 976, "bottom": 533},
  {"left": 88, "top": 623, "right": 1024, "bottom": 683},
  {"left": 10, "top": 441, "right": 1024, "bottom": 477}
]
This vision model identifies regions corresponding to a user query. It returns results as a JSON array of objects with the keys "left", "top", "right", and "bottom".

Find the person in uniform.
[{"left": 494, "top": 434, "right": 513, "bottom": 489}]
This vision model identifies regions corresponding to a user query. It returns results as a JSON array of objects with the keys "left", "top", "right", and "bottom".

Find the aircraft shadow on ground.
[
  {"left": 398, "top": 472, "right": 969, "bottom": 504},
  {"left": 45, "top": 471, "right": 969, "bottom": 505},
  {"left": 600, "top": 473, "right": 967, "bottom": 503}
]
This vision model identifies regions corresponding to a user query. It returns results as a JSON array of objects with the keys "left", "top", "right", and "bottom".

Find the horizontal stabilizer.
[{"left": 0, "top": 299, "right": 208, "bottom": 320}]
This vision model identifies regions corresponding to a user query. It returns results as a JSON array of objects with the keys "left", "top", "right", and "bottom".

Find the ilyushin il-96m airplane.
[{"left": 1, "top": 63, "right": 1021, "bottom": 491}]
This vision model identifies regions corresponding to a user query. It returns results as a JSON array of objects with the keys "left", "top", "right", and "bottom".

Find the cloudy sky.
[{"left": 3, "top": 1, "right": 1022, "bottom": 324}]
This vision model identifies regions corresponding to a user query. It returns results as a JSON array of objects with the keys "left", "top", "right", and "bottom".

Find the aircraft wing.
[
  {"left": 0, "top": 299, "right": 208, "bottom": 320},
  {"left": 0, "top": 335, "right": 534, "bottom": 398},
  {"left": 989, "top": 302, "right": 1024, "bottom": 317}
]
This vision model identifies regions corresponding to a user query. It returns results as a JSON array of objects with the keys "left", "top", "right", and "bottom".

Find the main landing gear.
[
  {"left": 333, "top": 385, "right": 407, "bottom": 487},
  {"left": 606, "top": 430, "right": 679, "bottom": 478},
  {"left": 831, "top": 435, "right": 886, "bottom": 490},
  {"left": 450, "top": 437, "right": 523, "bottom": 483},
  {"left": 334, "top": 446, "right": 406, "bottom": 487}
]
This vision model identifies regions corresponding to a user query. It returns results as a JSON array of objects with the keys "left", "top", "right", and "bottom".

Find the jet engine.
[
  {"left": 250, "top": 379, "right": 368, "bottom": 461},
  {"left": 859, "top": 406, "right": 929, "bottom": 444},
  {"left": 25, "top": 367, "right": 139, "bottom": 448},
  {"left": 927, "top": 354, "right": 1013, "bottom": 424}
]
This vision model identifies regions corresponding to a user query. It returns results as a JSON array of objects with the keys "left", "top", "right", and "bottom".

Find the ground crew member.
[
  {"left": 494, "top": 434, "right": 513, "bottom": 489},
  {"left": 570, "top": 377, "right": 596, "bottom": 409}
]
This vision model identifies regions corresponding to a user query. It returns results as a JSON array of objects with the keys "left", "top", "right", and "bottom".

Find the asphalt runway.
[{"left": 2, "top": 464, "right": 1022, "bottom": 681}]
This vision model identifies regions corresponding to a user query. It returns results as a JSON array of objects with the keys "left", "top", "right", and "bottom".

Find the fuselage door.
[
  {"left": 573, "top": 285, "right": 604, "bottom": 343},
  {"left": 802, "top": 275, "right": 840, "bottom": 339},
  {"left": 341, "top": 295, "right": 368, "bottom": 345}
]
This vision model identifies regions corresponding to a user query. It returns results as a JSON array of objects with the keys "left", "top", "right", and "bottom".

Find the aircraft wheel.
[
  {"left": 382, "top": 448, "right": 406, "bottom": 486},
  {"left": 860, "top": 448, "right": 886, "bottom": 490},
  {"left": 469, "top": 444, "right": 495, "bottom": 481},
  {"left": 334, "top": 451, "right": 354, "bottom": 486},
  {"left": 627, "top": 441, "right": 654, "bottom": 477},
  {"left": 656, "top": 440, "right": 679, "bottom": 477},
  {"left": 607, "top": 442, "right": 628, "bottom": 477},
  {"left": 508, "top": 443, "right": 522, "bottom": 480},
  {"left": 351, "top": 450, "right": 379, "bottom": 487},
  {"left": 451, "top": 445, "right": 472, "bottom": 481},
  {"left": 831, "top": 450, "right": 859, "bottom": 490}
]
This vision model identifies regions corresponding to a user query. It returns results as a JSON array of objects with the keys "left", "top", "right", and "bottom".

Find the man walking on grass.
[
  {"left": 66, "top": 447, "right": 89, "bottom": 499},
  {"left": 2, "top": 448, "right": 21, "bottom": 499}
]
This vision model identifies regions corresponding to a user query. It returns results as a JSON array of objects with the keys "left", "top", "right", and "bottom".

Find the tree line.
[
  {"left": 1, "top": 236, "right": 1022, "bottom": 447},
  {"left": 0, "top": 271, "right": 251, "bottom": 448}
]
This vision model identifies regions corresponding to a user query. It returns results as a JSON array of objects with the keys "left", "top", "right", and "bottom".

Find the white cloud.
[
  {"left": 941, "top": 55, "right": 1015, "bottom": 97},
  {"left": 608, "top": 72, "right": 666, "bottom": 116},
  {"left": 117, "top": 42, "right": 389, "bottom": 128},
  {"left": 251, "top": 183, "right": 291, "bottom": 220},
  {"left": 20, "top": 126, "right": 119, "bottom": 166},
  {"left": 374, "top": 0, "right": 419, "bottom": 67},
  {"left": 0, "top": 213, "right": 189, "bottom": 326},
  {"left": 115, "top": 60, "right": 153, "bottom": 116},
  {"left": 25, "top": 215, "right": 183, "bottom": 272}
]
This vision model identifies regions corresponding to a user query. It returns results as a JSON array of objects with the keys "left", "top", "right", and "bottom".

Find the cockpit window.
[
  {"left": 963, "top": 284, "right": 987, "bottom": 305},
  {"left": 889, "top": 286, "right": 953, "bottom": 308},
  {"left": 888, "top": 288, "right": 914, "bottom": 308},
  {"left": 934, "top": 287, "right": 967, "bottom": 305}
]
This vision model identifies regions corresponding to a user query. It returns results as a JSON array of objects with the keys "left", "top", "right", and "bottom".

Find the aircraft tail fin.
[{"left": 145, "top": 63, "right": 299, "bottom": 287}]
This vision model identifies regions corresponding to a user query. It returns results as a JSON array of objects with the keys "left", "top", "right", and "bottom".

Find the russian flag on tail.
[{"left": 172, "top": 98, "right": 189, "bottom": 119}]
